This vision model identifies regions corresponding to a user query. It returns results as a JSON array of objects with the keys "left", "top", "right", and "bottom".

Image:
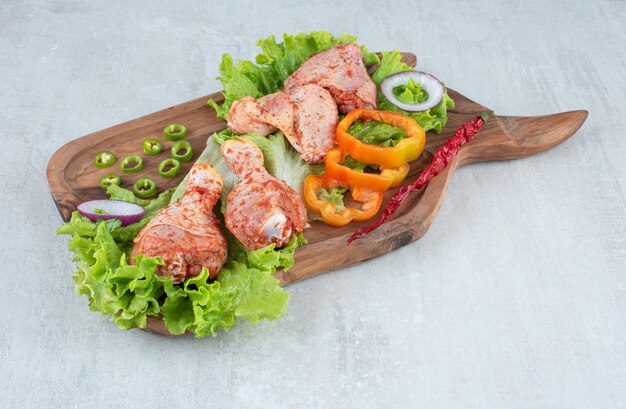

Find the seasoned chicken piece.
[
  {"left": 264, "top": 84, "right": 338, "bottom": 164},
  {"left": 289, "top": 85, "right": 339, "bottom": 162},
  {"left": 257, "top": 92, "right": 295, "bottom": 137},
  {"left": 131, "top": 163, "right": 228, "bottom": 283},
  {"left": 222, "top": 138, "right": 307, "bottom": 250},
  {"left": 227, "top": 96, "right": 277, "bottom": 136},
  {"left": 284, "top": 43, "right": 377, "bottom": 113},
  {"left": 227, "top": 84, "right": 338, "bottom": 164}
]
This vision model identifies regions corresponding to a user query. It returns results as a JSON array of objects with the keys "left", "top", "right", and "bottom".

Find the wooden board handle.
[{"left": 459, "top": 110, "right": 589, "bottom": 166}]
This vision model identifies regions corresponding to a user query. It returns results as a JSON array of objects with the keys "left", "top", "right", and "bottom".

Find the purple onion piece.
[
  {"left": 77, "top": 199, "right": 145, "bottom": 226},
  {"left": 380, "top": 71, "right": 444, "bottom": 112}
]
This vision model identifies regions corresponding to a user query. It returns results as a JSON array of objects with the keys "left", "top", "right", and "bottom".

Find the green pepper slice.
[
  {"left": 158, "top": 158, "right": 181, "bottom": 178},
  {"left": 171, "top": 140, "right": 193, "bottom": 162},
  {"left": 163, "top": 124, "right": 187, "bottom": 141},
  {"left": 133, "top": 177, "right": 157, "bottom": 198},
  {"left": 93, "top": 151, "right": 116, "bottom": 168},
  {"left": 120, "top": 155, "right": 143, "bottom": 174},
  {"left": 99, "top": 173, "right": 121, "bottom": 190},
  {"left": 142, "top": 138, "right": 163, "bottom": 155}
]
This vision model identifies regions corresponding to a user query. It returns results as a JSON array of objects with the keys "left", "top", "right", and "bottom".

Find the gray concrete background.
[{"left": 1, "top": 0, "right": 625, "bottom": 408}]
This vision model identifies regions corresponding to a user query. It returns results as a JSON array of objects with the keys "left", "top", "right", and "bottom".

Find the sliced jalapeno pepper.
[
  {"left": 163, "top": 124, "right": 187, "bottom": 141},
  {"left": 142, "top": 138, "right": 163, "bottom": 155},
  {"left": 99, "top": 173, "right": 122, "bottom": 190},
  {"left": 93, "top": 151, "right": 116, "bottom": 168},
  {"left": 158, "top": 158, "right": 181, "bottom": 178},
  {"left": 120, "top": 155, "right": 143, "bottom": 174},
  {"left": 133, "top": 177, "right": 157, "bottom": 198},
  {"left": 171, "top": 140, "right": 193, "bottom": 162}
]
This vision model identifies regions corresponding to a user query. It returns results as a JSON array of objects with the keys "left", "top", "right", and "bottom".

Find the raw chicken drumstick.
[
  {"left": 221, "top": 138, "right": 307, "bottom": 250},
  {"left": 131, "top": 163, "right": 228, "bottom": 283},
  {"left": 227, "top": 83, "right": 338, "bottom": 164}
]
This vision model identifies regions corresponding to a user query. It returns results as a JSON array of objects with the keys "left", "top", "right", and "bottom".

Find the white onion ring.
[
  {"left": 380, "top": 71, "right": 444, "bottom": 112},
  {"left": 77, "top": 199, "right": 145, "bottom": 226}
]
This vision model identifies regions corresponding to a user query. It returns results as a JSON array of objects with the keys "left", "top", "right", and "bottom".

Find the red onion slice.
[
  {"left": 380, "top": 71, "right": 444, "bottom": 112},
  {"left": 77, "top": 199, "right": 145, "bottom": 226}
]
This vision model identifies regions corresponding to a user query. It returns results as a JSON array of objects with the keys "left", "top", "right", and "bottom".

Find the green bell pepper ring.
[
  {"left": 133, "top": 177, "right": 157, "bottom": 198},
  {"left": 158, "top": 158, "right": 181, "bottom": 178},
  {"left": 93, "top": 151, "right": 116, "bottom": 168},
  {"left": 163, "top": 124, "right": 187, "bottom": 141},
  {"left": 142, "top": 138, "right": 163, "bottom": 155},
  {"left": 99, "top": 173, "right": 121, "bottom": 190},
  {"left": 120, "top": 155, "right": 143, "bottom": 174},
  {"left": 171, "top": 140, "right": 193, "bottom": 162}
]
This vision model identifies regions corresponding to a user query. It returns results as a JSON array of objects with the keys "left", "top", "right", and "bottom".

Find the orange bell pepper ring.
[
  {"left": 303, "top": 174, "right": 383, "bottom": 227},
  {"left": 336, "top": 109, "right": 426, "bottom": 167},
  {"left": 324, "top": 147, "right": 409, "bottom": 192}
]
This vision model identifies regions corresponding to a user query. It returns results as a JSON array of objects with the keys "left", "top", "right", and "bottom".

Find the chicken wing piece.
[
  {"left": 221, "top": 138, "right": 307, "bottom": 250},
  {"left": 227, "top": 84, "right": 338, "bottom": 164},
  {"left": 287, "top": 84, "right": 338, "bottom": 164},
  {"left": 284, "top": 43, "right": 377, "bottom": 113},
  {"left": 131, "top": 163, "right": 228, "bottom": 283},
  {"left": 256, "top": 92, "right": 295, "bottom": 138},
  {"left": 227, "top": 96, "right": 277, "bottom": 136},
  {"left": 262, "top": 84, "right": 338, "bottom": 164}
]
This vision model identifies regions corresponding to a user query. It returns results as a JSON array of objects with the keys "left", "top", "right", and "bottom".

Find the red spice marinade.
[{"left": 347, "top": 113, "right": 490, "bottom": 245}]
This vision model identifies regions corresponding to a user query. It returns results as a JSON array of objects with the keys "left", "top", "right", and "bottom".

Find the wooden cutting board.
[{"left": 47, "top": 52, "right": 588, "bottom": 336}]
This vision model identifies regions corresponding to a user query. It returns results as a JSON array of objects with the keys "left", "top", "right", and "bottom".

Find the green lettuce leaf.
[
  {"left": 218, "top": 261, "right": 288, "bottom": 324},
  {"left": 58, "top": 181, "right": 304, "bottom": 337},
  {"left": 247, "top": 132, "right": 324, "bottom": 196},
  {"left": 69, "top": 223, "right": 164, "bottom": 330},
  {"left": 370, "top": 50, "right": 413, "bottom": 86},
  {"left": 207, "top": 53, "right": 265, "bottom": 119},
  {"left": 393, "top": 77, "right": 429, "bottom": 105},
  {"left": 245, "top": 233, "right": 306, "bottom": 272},
  {"left": 160, "top": 255, "right": 291, "bottom": 336},
  {"left": 59, "top": 215, "right": 304, "bottom": 337},
  {"left": 106, "top": 184, "right": 149, "bottom": 206},
  {"left": 317, "top": 188, "right": 348, "bottom": 213},
  {"left": 348, "top": 119, "right": 407, "bottom": 148},
  {"left": 378, "top": 90, "right": 455, "bottom": 133},
  {"left": 255, "top": 32, "right": 378, "bottom": 83},
  {"left": 209, "top": 30, "right": 379, "bottom": 119}
]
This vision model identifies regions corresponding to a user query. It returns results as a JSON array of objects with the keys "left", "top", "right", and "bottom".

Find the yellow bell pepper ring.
[
  {"left": 336, "top": 109, "right": 426, "bottom": 167},
  {"left": 303, "top": 174, "right": 383, "bottom": 227},
  {"left": 324, "top": 147, "right": 409, "bottom": 192}
]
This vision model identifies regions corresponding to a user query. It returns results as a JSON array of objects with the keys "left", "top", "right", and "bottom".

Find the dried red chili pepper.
[{"left": 347, "top": 112, "right": 490, "bottom": 245}]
